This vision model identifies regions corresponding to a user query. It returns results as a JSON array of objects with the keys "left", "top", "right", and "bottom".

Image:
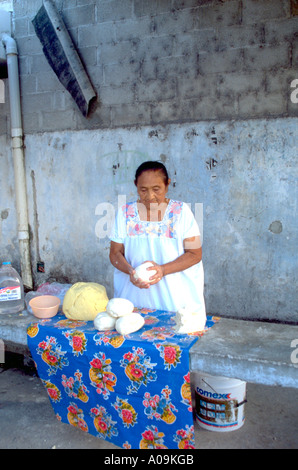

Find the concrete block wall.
[{"left": 1, "top": 0, "right": 296, "bottom": 134}]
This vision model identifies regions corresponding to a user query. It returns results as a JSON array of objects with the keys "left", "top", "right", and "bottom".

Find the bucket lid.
[{"left": 194, "top": 371, "right": 246, "bottom": 387}]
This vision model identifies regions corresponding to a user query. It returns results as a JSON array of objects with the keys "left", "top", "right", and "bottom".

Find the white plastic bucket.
[{"left": 193, "top": 372, "right": 246, "bottom": 432}]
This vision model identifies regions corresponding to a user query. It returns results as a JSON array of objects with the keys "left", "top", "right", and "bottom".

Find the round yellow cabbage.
[{"left": 63, "top": 282, "right": 109, "bottom": 320}]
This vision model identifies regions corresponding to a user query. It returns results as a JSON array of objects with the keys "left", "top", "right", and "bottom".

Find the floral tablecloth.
[{"left": 27, "top": 308, "right": 219, "bottom": 450}]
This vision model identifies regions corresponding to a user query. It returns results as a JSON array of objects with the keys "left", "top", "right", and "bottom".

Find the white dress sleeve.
[
  {"left": 109, "top": 205, "right": 126, "bottom": 244},
  {"left": 178, "top": 203, "right": 201, "bottom": 240}
]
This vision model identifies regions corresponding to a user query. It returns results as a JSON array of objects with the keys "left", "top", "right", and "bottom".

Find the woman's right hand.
[{"left": 129, "top": 268, "right": 150, "bottom": 289}]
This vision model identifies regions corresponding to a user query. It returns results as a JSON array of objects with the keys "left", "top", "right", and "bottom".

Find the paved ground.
[{"left": 0, "top": 352, "right": 297, "bottom": 450}]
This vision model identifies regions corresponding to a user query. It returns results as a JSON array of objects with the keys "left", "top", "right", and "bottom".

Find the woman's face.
[{"left": 136, "top": 170, "right": 170, "bottom": 209}]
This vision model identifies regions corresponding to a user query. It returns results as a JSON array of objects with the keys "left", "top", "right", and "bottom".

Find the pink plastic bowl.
[{"left": 29, "top": 295, "right": 60, "bottom": 319}]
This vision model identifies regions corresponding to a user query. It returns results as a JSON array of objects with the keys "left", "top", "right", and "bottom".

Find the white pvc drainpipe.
[{"left": 2, "top": 33, "right": 32, "bottom": 289}]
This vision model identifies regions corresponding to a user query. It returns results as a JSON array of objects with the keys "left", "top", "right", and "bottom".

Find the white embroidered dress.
[{"left": 109, "top": 199, "right": 206, "bottom": 318}]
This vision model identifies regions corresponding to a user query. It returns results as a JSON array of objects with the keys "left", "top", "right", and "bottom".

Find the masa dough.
[
  {"left": 116, "top": 312, "right": 145, "bottom": 335},
  {"left": 94, "top": 311, "right": 116, "bottom": 331},
  {"left": 106, "top": 298, "right": 134, "bottom": 318},
  {"left": 174, "top": 306, "right": 206, "bottom": 334},
  {"left": 93, "top": 297, "right": 145, "bottom": 335},
  {"left": 134, "top": 262, "right": 157, "bottom": 283},
  {"left": 63, "top": 282, "right": 109, "bottom": 321}
]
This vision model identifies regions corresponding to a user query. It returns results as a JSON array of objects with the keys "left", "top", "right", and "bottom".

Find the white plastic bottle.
[{"left": 0, "top": 262, "right": 25, "bottom": 314}]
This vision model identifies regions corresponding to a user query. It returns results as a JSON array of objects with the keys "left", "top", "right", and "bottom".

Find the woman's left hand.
[{"left": 145, "top": 261, "right": 164, "bottom": 285}]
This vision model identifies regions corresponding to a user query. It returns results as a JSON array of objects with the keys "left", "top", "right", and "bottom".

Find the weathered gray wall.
[
  {"left": 0, "top": 0, "right": 297, "bottom": 322},
  {"left": 1, "top": 0, "right": 297, "bottom": 133}
]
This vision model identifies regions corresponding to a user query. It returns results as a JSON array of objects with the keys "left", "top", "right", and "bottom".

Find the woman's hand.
[
  {"left": 129, "top": 261, "right": 164, "bottom": 289},
  {"left": 145, "top": 261, "right": 164, "bottom": 285},
  {"left": 129, "top": 268, "right": 150, "bottom": 289}
]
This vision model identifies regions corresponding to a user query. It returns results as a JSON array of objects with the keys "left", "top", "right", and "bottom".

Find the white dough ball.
[
  {"left": 106, "top": 298, "right": 134, "bottom": 318},
  {"left": 115, "top": 312, "right": 145, "bottom": 335},
  {"left": 134, "top": 262, "right": 157, "bottom": 283},
  {"left": 94, "top": 311, "right": 116, "bottom": 331}
]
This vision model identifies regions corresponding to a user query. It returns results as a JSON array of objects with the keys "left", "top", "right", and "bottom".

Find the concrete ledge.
[
  {"left": 0, "top": 310, "right": 32, "bottom": 355},
  {"left": 1, "top": 311, "right": 298, "bottom": 389},
  {"left": 190, "top": 318, "right": 298, "bottom": 389}
]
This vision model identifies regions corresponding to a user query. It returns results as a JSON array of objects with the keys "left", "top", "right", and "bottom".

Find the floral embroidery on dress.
[{"left": 123, "top": 200, "right": 183, "bottom": 238}]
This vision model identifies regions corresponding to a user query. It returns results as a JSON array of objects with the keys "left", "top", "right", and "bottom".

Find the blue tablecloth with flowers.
[{"left": 27, "top": 308, "right": 219, "bottom": 450}]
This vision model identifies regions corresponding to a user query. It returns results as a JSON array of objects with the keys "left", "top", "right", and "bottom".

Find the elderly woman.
[{"left": 109, "top": 161, "right": 205, "bottom": 320}]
